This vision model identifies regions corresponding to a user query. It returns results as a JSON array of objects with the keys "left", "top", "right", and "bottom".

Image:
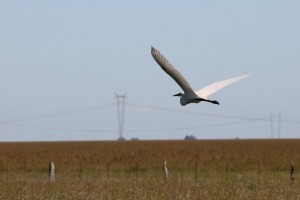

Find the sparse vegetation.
[{"left": 0, "top": 139, "right": 299, "bottom": 199}]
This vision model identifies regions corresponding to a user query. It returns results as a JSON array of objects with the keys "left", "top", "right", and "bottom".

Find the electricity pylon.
[{"left": 115, "top": 93, "right": 126, "bottom": 140}]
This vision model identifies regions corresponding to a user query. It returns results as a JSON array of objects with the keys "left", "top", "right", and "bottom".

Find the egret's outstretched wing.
[
  {"left": 151, "top": 47, "right": 194, "bottom": 93},
  {"left": 195, "top": 73, "right": 251, "bottom": 98}
]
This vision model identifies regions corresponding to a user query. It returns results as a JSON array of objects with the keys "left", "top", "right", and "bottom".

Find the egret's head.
[{"left": 173, "top": 92, "right": 183, "bottom": 97}]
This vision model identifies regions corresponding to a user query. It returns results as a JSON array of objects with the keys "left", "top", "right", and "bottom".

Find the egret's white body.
[{"left": 151, "top": 47, "right": 251, "bottom": 106}]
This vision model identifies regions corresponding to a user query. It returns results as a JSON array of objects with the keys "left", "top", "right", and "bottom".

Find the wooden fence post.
[
  {"left": 24, "top": 160, "right": 27, "bottom": 176},
  {"left": 49, "top": 161, "right": 55, "bottom": 182},
  {"left": 79, "top": 163, "right": 82, "bottom": 180},
  {"left": 0, "top": 161, "right": 2, "bottom": 177},
  {"left": 226, "top": 160, "right": 229, "bottom": 181},
  {"left": 163, "top": 160, "right": 168, "bottom": 181},
  {"left": 106, "top": 162, "right": 110, "bottom": 180},
  {"left": 290, "top": 161, "right": 295, "bottom": 183},
  {"left": 135, "top": 162, "right": 138, "bottom": 180},
  {"left": 194, "top": 161, "right": 198, "bottom": 182}
]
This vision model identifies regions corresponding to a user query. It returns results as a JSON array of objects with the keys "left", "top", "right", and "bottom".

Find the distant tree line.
[{"left": 184, "top": 135, "right": 197, "bottom": 140}]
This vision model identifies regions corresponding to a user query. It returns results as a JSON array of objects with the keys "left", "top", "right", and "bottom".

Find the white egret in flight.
[{"left": 151, "top": 47, "right": 251, "bottom": 106}]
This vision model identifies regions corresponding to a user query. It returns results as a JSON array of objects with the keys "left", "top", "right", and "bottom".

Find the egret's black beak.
[{"left": 173, "top": 93, "right": 183, "bottom": 97}]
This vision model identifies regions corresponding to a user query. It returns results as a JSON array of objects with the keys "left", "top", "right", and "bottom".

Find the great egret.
[{"left": 151, "top": 47, "right": 251, "bottom": 106}]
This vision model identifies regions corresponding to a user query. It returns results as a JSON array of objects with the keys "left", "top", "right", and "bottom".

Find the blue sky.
[{"left": 0, "top": 1, "right": 299, "bottom": 141}]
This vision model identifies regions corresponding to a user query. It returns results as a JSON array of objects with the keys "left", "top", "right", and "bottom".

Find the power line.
[
  {"left": 1, "top": 101, "right": 299, "bottom": 125},
  {"left": 125, "top": 119, "right": 261, "bottom": 133},
  {"left": 127, "top": 102, "right": 268, "bottom": 121},
  {"left": 1, "top": 118, "right": 260, "bottom": 134},
  {"left": 1, "top": 102, "right": 300, "bottom": 136},
  {"left": 127, "top": 102, "right": 300, "bottom": 124},
  {"left": 0, "top": 103, "right": 115, "bottom": 124},
  {"left": 2, "top": 123, "right": 117, "bottom": 133}
]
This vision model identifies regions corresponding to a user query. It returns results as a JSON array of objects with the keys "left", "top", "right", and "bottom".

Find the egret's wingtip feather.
[{"left": 151, "top": 46, "right": 156, "bottom": 53}]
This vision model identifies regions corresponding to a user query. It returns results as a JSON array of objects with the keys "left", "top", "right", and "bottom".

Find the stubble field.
[{"left": 0, "top": 139, "right": 299, "bottom": 199}]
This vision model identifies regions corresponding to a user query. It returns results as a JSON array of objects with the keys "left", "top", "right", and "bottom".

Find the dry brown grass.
[{"left": 0, "top": 139, "right": 300, "bottom": 199}]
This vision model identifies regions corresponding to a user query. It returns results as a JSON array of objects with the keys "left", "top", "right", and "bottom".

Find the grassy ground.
[{"left": 0, "top": 139, "right": 299, "bottom": 199}]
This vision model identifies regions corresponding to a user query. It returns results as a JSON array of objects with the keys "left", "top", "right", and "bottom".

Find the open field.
[{"left": 0, "top": 139, "right": 299, "bottom": 199}]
